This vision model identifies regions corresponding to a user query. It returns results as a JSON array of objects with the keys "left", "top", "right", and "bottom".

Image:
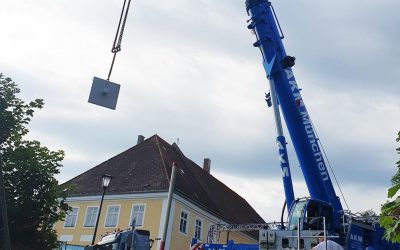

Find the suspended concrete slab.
[{"left": 88, "top": 77, "right": 120, "bottom": 110}]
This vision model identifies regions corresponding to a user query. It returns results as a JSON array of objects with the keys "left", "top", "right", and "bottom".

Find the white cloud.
[{"left": 214, "top": 171, "right": 386, "bottom": 222}]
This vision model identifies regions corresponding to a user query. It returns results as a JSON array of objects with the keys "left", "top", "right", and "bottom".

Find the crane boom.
[
  {"left": 194, "top": 1, "right": 400, "bottom": 249},
  {"left": 245, "top": 0, "right": 342, "bottom": 216}
]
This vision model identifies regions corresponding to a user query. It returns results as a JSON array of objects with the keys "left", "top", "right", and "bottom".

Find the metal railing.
[{"left": 207, "top": 222, "right": 284, "bottom": 243}]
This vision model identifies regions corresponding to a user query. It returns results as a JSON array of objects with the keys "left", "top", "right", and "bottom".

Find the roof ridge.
[
  {"left": 155, "top": 135, "right": 171, "bottom": 183},
  {"left": 172, "top": 149, "right": 264, "bottom": 223},
  {"left": 170, "top": 144, "right": 229, "bottom": 216},
  {"left": 178, "top": 153, "right": 243, "bottom": 201}
]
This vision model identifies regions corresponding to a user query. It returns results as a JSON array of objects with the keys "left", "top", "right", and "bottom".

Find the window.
[
  {"left": 83, "top": 206, "right": 99, "bottom": 227},
  {"left": 179, "top": 210, "right": 188, "bottom": 234},
  {"left": 64, "top": 207, "right": 79, "bottom": 227},
  {"left": 209, "top": 223, "right": 215, "bottom": 234},
  {"left": 130, "top": 204, "right": 145, "bottom": 227},
  {"left": 194, "top": 218, "right": 202, "bottom": 240},
  {"left": 105, "top": 205, "right": 120, "bottom": 227}
]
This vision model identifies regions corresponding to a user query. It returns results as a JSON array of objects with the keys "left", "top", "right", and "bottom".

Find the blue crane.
[
  {"left": 246, "top": 0, "right": 343, "bottom": 226},
  {"left": 245, "top": 0, "right": 398, "bottom": 249},
  {"left": 192, "top": 1, "right": 399, "bottom": 249}
]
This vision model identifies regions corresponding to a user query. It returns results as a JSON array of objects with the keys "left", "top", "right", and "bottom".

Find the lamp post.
[{"left": 92, "top": 174, "right": 113, "bottom": 245}]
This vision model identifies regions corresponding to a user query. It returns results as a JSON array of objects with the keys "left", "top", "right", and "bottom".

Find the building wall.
[
  {"left": 54, "top": 193, "right": 258, "bottom": 249},
  {"left": 54, "top": 194, "right": 165, "bottom": 246},
  {"left": 169, "top": 195, "right": 258, "bottom": 250}
]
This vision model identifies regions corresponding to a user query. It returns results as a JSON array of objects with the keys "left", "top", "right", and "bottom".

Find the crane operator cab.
[{"left": 287, "top": 198, "right": 334, "bottom": 231}]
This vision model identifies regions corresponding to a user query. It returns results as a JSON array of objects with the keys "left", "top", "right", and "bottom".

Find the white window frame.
[
  {"left": 59, "top": 235, "right": 73, "bottom": 242},
  {"left": 63, "top": 207, "right": 79, "bottom": 229},
  {"left": 104, "top": 204, "right": 121, "bottom": 228},
  {"left": 208, "top": 223, "right": 215, "bottom": 239},
  {"left": 83, "top": 206, "right": 99, "bottom": 228},
  {"left": 129, "top": 204, "right": 146, "bottom": 228},
  {"left": 179, "top": 209, "right": 189, "bottom": 235},
  {"left": 194, "top": 217, "right": 203, "bottom": 240}
]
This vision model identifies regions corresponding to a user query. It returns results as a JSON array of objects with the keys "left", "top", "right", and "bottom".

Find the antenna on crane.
[{"left": 88, "top": 0, "right": 132, "bottom": 110}]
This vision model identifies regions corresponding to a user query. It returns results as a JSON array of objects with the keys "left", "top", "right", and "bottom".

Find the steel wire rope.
[
  {"left": 107, "top": 0, "right": 132, "bottom": 81},
  {"left": 309, "top": 117, "right": 350, "bottom": 212}
]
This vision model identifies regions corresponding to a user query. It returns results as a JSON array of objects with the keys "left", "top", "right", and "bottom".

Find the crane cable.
[
  {"left": 107, "top": 0, "right": 132, "bottom": 81},
  {"left": 310, "top": 118, "right": 351, "bottom": 212}
]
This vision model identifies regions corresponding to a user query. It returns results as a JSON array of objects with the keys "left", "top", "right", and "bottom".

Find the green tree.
[
  {"left": 380, "top": 131, "right": 400, "bottom": 243},
  {"left": 360, "top": 209, "right": 378, "bottom": 217},
  {"left": 0, "top": 74, "right": 69, "bottom": 249}
]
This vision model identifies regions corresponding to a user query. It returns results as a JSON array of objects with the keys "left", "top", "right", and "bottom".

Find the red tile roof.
[{"left": 64, "top": 134, "right": 265, "bottom": 226}]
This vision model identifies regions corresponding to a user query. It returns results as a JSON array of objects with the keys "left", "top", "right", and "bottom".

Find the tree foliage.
[
  {"left": 359, "top": 209, "right": 378, "bottom": 217},
  {"left": 0, "top": 74, "right": 69, "bottom": 249},
  {"left": 380, "top": 131, "right": 400, "bottom": 243},
  {"left": 0, "top": 74, "right": 43, "bottom": 146}
]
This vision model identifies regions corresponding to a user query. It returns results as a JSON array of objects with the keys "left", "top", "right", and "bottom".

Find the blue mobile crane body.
[
  {"left": 246, "top": 0, "right": 343, "bottom": 217},
  {"left": 245, "top": 0, "right": 344, "bottom": 228},
  {"left": 191, "top": 1, "right": 398, "bottom": 249},
  {"left": 246, "top": 0, "right": 398, "bottom": 249}
]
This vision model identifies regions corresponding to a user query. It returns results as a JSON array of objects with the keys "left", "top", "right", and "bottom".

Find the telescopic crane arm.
[{"left": 245, "top": 0, "right": 343, "bottom": 222}]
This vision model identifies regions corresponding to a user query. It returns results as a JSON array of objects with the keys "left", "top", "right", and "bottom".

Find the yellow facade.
[
  {"left": 169, "top": 200, "right": 257, "bottom": 250},
  {"left": 54, "top": 193, "right": 258, "bottom": 250},
  {"left": 54, "top": 197, "right": 163, "bottom": 245}
]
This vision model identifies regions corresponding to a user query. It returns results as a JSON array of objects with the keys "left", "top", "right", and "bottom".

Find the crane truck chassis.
[{"left": 189, "top": 0, "right": 399, "bottom": 249}]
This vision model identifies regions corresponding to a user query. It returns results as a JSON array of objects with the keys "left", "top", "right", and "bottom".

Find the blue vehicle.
[
  {"left": 84, "top": 229, "right": 153, "bottom": 250},
  {"left": 244, "top": 0, "right": 398, "bottom": 249},
  {"left": 190, "top": 239, "right": 258, "bottom": 250},
  {"left": 84, "top": 1, "right": 396, "bottom": 250}
]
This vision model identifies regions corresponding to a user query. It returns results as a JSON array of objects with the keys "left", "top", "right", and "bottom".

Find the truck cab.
[{"left": 84, "top": 229, "right": 152, "bottom": 250}]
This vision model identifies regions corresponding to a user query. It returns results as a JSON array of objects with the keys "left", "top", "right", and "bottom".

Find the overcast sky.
[{"left": 1, "top": 0, "right": 399, "bottom": 221}]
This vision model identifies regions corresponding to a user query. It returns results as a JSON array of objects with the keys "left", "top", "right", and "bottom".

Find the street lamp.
[{"left": 92, "top": 174, "right": 113, "bottom": 245}]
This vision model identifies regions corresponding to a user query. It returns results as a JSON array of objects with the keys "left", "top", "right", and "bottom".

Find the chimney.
[
  {"left": 203, "top": 158, "right": 211, "bottom": 173},
  {"left": 137, "top": 135, "right": 145, "bottom": 145}
]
